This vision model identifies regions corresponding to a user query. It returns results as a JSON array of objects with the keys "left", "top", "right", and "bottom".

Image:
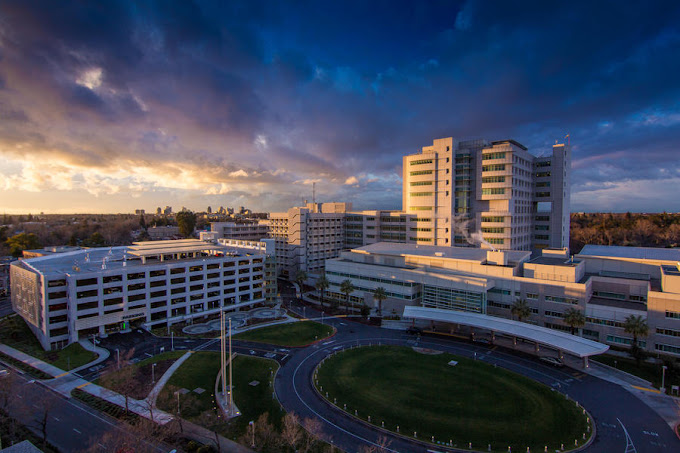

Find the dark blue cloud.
[{"left": 0, "top": 0, "right": 679, "bottom": 212}]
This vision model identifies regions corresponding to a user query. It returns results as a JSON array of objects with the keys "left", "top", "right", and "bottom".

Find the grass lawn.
[
  {"left": 156, "top": 352, "right": 282, "bottom": 441},
  {"left": 316, "top": 346, "right": 590, "bottom": 452},
  {"left": 233, "top": 321, "right": 334, "bottom": 347},
  {"left": 592, "top": 354, "right": 680, "bottom": 389},
  {"left": 0, "top": 315, "right": 97, "bottom": 370},
  {"left": 157, "top": 351, "right": 222, "bottom": 419}
]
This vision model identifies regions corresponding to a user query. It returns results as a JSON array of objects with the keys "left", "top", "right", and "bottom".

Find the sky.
[{"left": 1, "top": 1, "right": 680, "bottom": 215}]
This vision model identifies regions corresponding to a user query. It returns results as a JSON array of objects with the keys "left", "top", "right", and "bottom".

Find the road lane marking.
[
  {"left": 54, "top": 417, "right": 60, "bottom": 421},
  {"left": 631, "top": 385, "right": 661, "bottom": 394},
  {"left": 73, "top": 428, "right": 81, "bottom": 434},
  {"left": 54, "top": 372, "right": 69, "bottom": 378},
  {"left": 76, "top": 382, "right": 91, "bottom": 389}
]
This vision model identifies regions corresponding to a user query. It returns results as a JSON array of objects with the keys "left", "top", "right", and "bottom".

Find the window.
[
  {"left": 656, "top": 327, "right": 680, "bottom": 337},
  {"left": 171, "top": 267, "right": 185, "bottom": 274},
  {"left": 482, "top": 176, "right": 506, "bottom": 183},
  {"left": 410, "top": 192, "right": 433, "bottom": 197},
  {"left": 607, "top": 335, "right": 646, "bottom": 348},
  {"left": 526, "top": 293, "right": 538, "bottom": 300},
  {"left": 536, "top": 192, "right": 551, "bottom": 198},
  {"left": 481, "top": 216, "right": 505, "bottom": 223},
  {"left": 482, "top": 152, "right": 506, "bottom": 160},
  {"left": 150, "top": 270, "right": 166, "bottom": 277},
  {"left": 655, "top": 343, "right": 680, "bottom": 355},
  {"left": 481, "top": 188, "right": 505, "bottom": 195},
  {"left": 481, "top": 227, "right": 504, "bottom": 234},
  {"left": 127, "top": 272, "right": 145, "bottom": 280},
  {"left": 535, "top": 160, "right": 551, "bottom": 168},
  {"left": 410, "top": 181, "right": 433, "bottom": 186},
  {"left": 482, "top": 164, "right": 505, "bottom": 172},
  {"left": 486, "top": 238, "right": 504, "bottom": 244},
  {"left": 410, "top": 159, "right": 433, "bottom": 165},
  {"left": 128, "top": 283, "right": 145, "bottom": 292},
  {"left": 536, "top": 181, "right": 551, "bottom": 188},
  {"left": 536, "top": 171, "right": 551, "bottom": 178},
  {"left": 410, "top": 170, "right": 433, "bottom": 176},
  {"left": 409, "top": 206, "right": 433, "bottom": 211},
  {"left": 103, "top": 275, "right": 122, "bottom": 284}
]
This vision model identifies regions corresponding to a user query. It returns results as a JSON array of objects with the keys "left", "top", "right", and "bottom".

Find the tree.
[
  {"left": 315, "top": 275, "right": 330, "bottom": 310},
  {"left": 299, "top": 417, "right": 324, "bottom": 453},
  {"left": 139, "top": 214, "right": 147, "bottom": 230},
  {"left": 85, "top": 231, "right": 106, "bottom": 247},
  {"left": 373, "top": 287, "right": 387, "bottom": 316},
  {"left": 624, "top": 314, "right": 649, "bottom": 363},
  {"left": 281, "top": 412, "right": 303, "bottom": 450},
  {"left": 176, "top": 210, "right": 197, "bottom": 237},
  {"left": 340, "top": 279, "right": 355, "bottom": 315},
  {"left": 563, "top": 307, "right": 586, "bottom": 335},
  {"left": 6, "top": 232, "right": 41, "bottom": 257},
  {"left": 295, "top": 270, "right": 308, "bottom": 294},
  {"left": 510, "top": 299, "right": 531, "bottom": 322},
  {"left": 99, "top": 348, "right": 138, "bottom": 413}
]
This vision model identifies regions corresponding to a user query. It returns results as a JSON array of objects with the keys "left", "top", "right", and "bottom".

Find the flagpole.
[{"left": 229, "top": 317, "right": 233, "bottom": 415}]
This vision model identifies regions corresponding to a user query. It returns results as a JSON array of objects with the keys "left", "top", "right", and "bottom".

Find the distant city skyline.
[{"left": 1, "top": 1, "right": 679, "bottom": 215}]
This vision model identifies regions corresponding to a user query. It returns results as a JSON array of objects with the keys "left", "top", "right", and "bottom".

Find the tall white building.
[{"left": 402, "top": 137, "right": 570, "bottom": 251}]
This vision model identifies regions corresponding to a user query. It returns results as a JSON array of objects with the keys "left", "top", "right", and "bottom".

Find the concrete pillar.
[
  {"left": 491, "top": 331, "right": 496, "bottom": 344},
  {"left": 558, "top": 350, "right": 564, "bottom": 360},
  {"left": 583, "top": 356, "right": 589, "bottom": 368},
  {"left": 535, "top": 343, "right": 540, "bottom": 353},
  {"left": 513, "top": 336, "right": 517, "bottom": 348}
]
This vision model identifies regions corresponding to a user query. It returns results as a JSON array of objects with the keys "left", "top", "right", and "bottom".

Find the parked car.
[
  {"left": 539, "top": 356, "right": 564, "bottom": 367},
  {"left": 406, "top": 326, "right": 423, "bottom": 335}
]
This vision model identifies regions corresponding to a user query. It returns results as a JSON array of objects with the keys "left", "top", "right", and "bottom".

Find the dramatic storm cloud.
[{"left": 1, "top": 0, "right": 679, "bottom": 213}]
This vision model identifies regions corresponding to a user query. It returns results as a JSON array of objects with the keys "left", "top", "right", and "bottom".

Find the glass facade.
[{"left": 422, "top": 284, "right": 486, "bottom": 313}]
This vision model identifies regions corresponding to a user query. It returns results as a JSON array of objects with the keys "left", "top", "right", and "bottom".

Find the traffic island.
[{"left": 314, "top": 345, "right": 594, "bottom": 452}]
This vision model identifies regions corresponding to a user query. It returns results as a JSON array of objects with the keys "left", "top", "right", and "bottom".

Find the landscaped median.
[
  {"left": 315, "top": 345, "right": 593, "bottom": 452},
  {"left": 155, "top": 351, "right": 283, "bottom": 440},
  {"left": 233, "top": 320, "right": 335, "bottom": 347}
]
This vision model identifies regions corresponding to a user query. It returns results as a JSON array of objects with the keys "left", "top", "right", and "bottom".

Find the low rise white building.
[
  {"left": 11, "top": 239, "right": 275, "bottom": 350},
  {"left": 325, "top": 243, "right": 680, "bottom": 357}
]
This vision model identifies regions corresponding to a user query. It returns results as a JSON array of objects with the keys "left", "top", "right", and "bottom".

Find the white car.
[
  {"left": 0, "top": 369, "right": 8, "bottom": 378},
  {"left": 539, "top": 356, "right": 564, "bottom": 367}
]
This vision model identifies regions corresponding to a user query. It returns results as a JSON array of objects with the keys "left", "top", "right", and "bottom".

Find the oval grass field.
[{"left": 315, "top": 345, "right": 590, "bottom": 451}]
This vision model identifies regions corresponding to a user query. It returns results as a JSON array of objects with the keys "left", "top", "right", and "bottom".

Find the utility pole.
[{"left": 229, "top": 317, "right": 234, "bottom": 415}]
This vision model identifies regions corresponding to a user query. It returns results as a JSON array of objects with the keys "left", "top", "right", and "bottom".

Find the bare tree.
[
  {"left": 358, "top": 436, "right": 392, "bottom": 453},
  {"left": 98, "top": 348, "right": 138, "bottom": 413},
  {"left": 281, "top": 412, "right": 303, "bottom": 450},
  {"left": 0, "top": 372, "right": 27, "bottom": 445},
  {"left": 299, "top": 417, "right": 324, "bottom": 453}
]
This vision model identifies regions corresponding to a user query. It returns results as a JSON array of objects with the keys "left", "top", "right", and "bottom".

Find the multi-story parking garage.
[{"left": 10, "top": 238, "right": 275, "bottom": 350}]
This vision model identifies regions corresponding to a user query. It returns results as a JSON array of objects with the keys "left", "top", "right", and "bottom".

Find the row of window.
[
  {"left": 410, "top": 192, "right": 433, "bottom": 197},
  {"left": 410, "top": 170, "right": 433, "bottom": 176},
  {"left": 482, "top": 164, "right": 506, "bottom": 172},
  {"left": 481, "top": 176, "right": 506, "bottom": 184},
  {"left": 481, "top": 216, "right": 505, "bottom": 223},
  {"left": 410, "top": 159, "right": 434, "bottom": 166},
  {"left": 481, "top": 227, "right": 504, "bottom": 233},
  {"left": 410, "top": 181, "right": 433, "bottom": 186},
  {"left": 482, "top": 152, "right": 506, "bottom": 160},
  {"left": 326, "top": 270, "right": 417, "bottom": 287},
  {"left": 481, "top": 188, "right": 505, "bottom": 195}
]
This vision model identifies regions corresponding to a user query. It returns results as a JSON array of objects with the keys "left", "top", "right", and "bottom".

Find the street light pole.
[
  {"left": 661, "top": 365, "right": 668, "bottom": 393},
  {"left": 249, "top": 420, "right": 255, "bottom": 447},
  {"left": 116, "top": 348, "right": 120, "bottom": 370},
  {"left": 171, "top": 331, "right": 174, "bottom": 351},
  {"left": 152, "top": 363, "right": 157, "bottom": 384}
]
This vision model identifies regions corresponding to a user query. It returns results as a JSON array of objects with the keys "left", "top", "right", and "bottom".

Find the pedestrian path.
[
  {"left": 72, "top": 338, "right": 110, "bottom": 372},
  {"left": 145, "top": 351, "right": 193, "bottom": 406},
  {"left": 0, "top": 342, "right": 255, "bottom": 451}
]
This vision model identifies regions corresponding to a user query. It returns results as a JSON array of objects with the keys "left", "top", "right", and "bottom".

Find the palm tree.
[
  {"left": 510, "top": 299, "right": 531, "bottom": 323},
  {"left": 563, "top": 307, "right": 586, "bottom": 335},
  {"left": 315, "top": 275, "right": 329, "bottom": 309},
  {"left": 624, "top": 314, "right": 649, "bottom": 363},
  {"left": 294, "top": 270, "right": 308, "bottom": 295},
  {"left": 340, "top": 279, "right": 355, "bottom": 315},
  {"left": 373, "top": 287, "right": 387, "bottom": 316}
]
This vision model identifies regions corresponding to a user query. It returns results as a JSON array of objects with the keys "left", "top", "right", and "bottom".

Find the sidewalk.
[
  {"left": 0, "top": 342, "right": 255, "bottom": 451},
  {"left": 72, "top": 338, "right": 110, "bottom": 373}
]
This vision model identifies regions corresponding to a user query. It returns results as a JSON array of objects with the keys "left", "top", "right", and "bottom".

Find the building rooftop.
[
  {"left": 527, "top": 256, "right": 578, "bottom": 267},
  {"left": 353, "top": 242, "right": 531, "bottom": 264},
  {"left": 578, "top": 245, "right": 680, "bottom": 262},
  {"left": 587, "top": 297, "right": 647, "bottom": 312},
  {"left": 18, "top": 240, "right": 265, "bottom": 277}
]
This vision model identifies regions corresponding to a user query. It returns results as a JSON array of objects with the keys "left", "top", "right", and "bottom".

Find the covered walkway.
[{"left": 403, "top": 306, "right": 609, "bottom": 367}]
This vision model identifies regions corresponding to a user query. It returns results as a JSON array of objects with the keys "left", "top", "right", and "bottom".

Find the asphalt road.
[
  {"left": 4, "top": 369, "right": 168, "bottom": 452},
  {"left": 273, "top": 300, "right": 680, "bottom": 453}
]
